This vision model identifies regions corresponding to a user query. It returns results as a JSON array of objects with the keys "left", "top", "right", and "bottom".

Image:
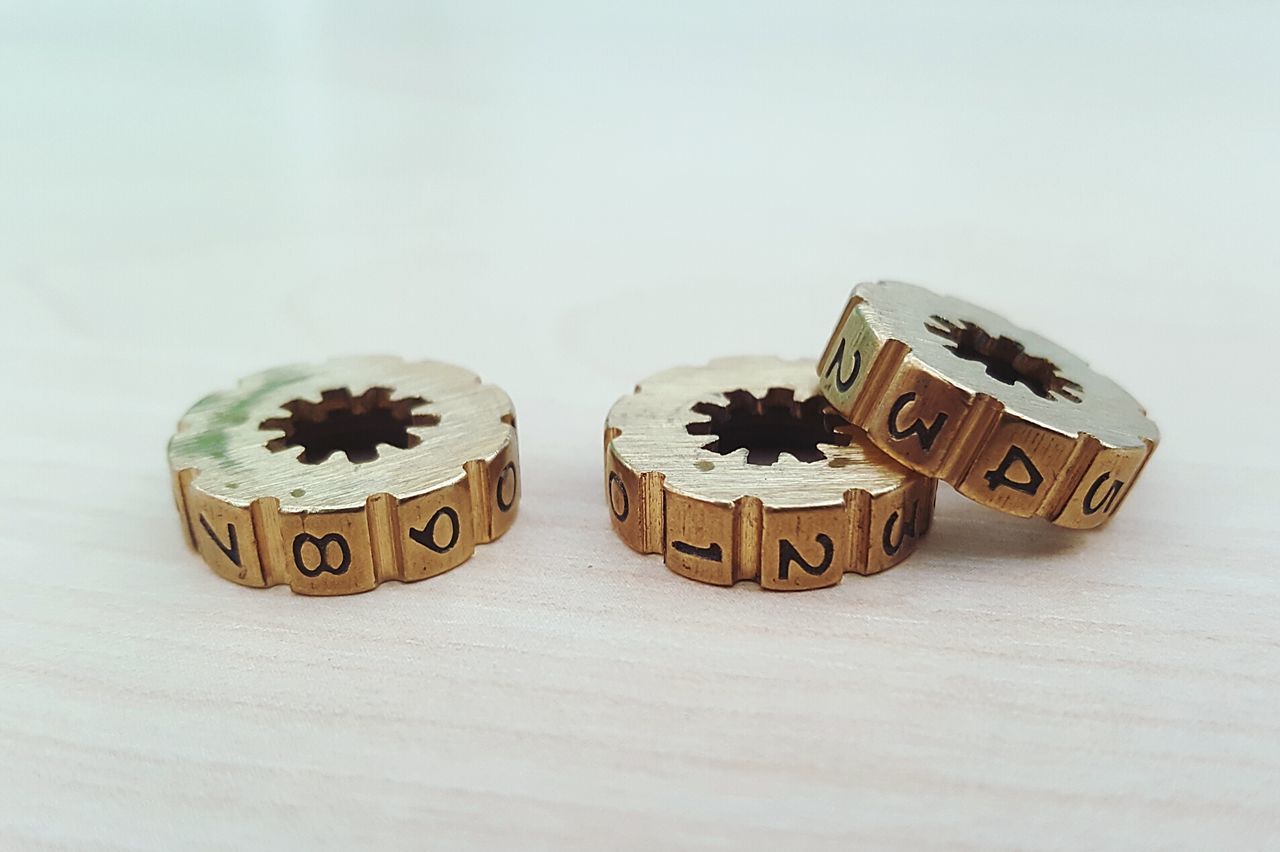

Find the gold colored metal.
[
  {"left": 604, "top": 357, "right": 937, "bottom": 590},
  {"left": 817, "top": 281, "right": 1158, "bottom": 529},
  {"left": 168, "top": 356, "right": 519, "bottom": 595}
]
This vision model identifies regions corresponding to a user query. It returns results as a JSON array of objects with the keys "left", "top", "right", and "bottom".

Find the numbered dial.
[
  {"left": 818, "top": 281, "right": 1158, "bottom": 529},
  {"left": 604, "top": 357, "right": 937, "bottom": 590},
  {"left": 168, "top": 356, "right": 519, "bottom": 595}
]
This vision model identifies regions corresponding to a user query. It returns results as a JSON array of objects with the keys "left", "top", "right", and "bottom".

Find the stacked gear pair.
[
  {"left": 164, "top": 282, "right": 1157, "bottom": 595},
  {"left": 604, "top": 281, "right": 1158, "bottom": 589}
]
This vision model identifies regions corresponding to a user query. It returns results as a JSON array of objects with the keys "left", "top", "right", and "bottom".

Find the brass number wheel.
[
  {"left": 818, "top": 281, "right": 1158, "bottom": 529},
  {"left": 605, "top": 357, "right": 937, "bottom": 590},
  {"left": 168, "top": 356, "right": 519, "bottom": 595}
]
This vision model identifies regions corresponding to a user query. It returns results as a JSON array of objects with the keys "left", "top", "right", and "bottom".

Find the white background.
[{"left": 2, "top": 2, "right": 1278, "bottom": 849}]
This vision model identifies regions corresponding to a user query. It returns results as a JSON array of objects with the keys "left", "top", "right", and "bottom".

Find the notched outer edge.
[
  {"left": 251, "top": 496, "right": 286, "bottom": 587},
  {"left": 603, "top": 427, "right": 667, "bottom": 555},
  {"left": 640, "top": 470, "right": 667, "bottom": 553},
  {"left": 1108, "top": 437, "right": 1158, "bottom": 517},
  {"left": 817, "top": 294, "right": 865, "bottom": 381},
  {"left": 849, "top": 339, "right": 910, "bottom": 427},
  {"left": 844, "top": 488, "right": 873, "bottom": 576},
  {"left": 366, "top": 492, "right": 402, "bottom": 584},
  {"left": 938, "top": 392, "right": 1004, "bottom": 485},
  {"left": 172, "top": 419, "right": 518, "bottom": 595},
  {"left": 821, "top": 294, "right": 1155, "bottom": 527},
  {"left": 464, "top": 459, "right": 492, "bottom": 543},
  {"left": 1038, "top": 435, "right": 1102, "bottom": 522},
  {"left": 604, "top": 429, "right": 931, "bottom": 587}
]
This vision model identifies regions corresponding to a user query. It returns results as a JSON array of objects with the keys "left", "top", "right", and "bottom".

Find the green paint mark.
[
  {"left": 291, "top": 488, "right": 306, "bottom": 498},
  {"left": 695, "top": 460, "right": 714, "bottom": 472},
  {"left": 170, "top": 365, "right": 312, "bottom": 469}
]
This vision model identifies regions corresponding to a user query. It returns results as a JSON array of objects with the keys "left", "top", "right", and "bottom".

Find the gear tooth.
[
  {"left": 249, "top": 496, "right": 286, "bottom": 586},
  {"left": 258, "top": 416, "right": 291, "bottom": 434},
  {"left": 603, "top": 437, "right": 665, "bottom": 555},
  {"left": 732, "top": 496, "right": 764, "bottom": 583},
  {"left": 843, "top": 487, "right": 873, "bottom": 576},
  {"left": 848, "top": 338, "right": 909, "bottom": 426},
  {"left": 640, "top": 470, "right": 667, "bottom": 553},
  {"left": 1038, "top": 434, "right": 1102, "bottom": 521},
  {"left": 464, "top": 460, "right": 492, "bottom": 543},
  {"left": 937, "top": 393, "right": 1005, "bottom": 486},
  {"left": 365, "top": 492, "right": 402, "bottom": 583}
]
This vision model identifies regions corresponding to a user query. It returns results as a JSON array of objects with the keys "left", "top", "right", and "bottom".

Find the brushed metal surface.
[{"left": 170, "top": 355, "right": 515, "bottom": 511}]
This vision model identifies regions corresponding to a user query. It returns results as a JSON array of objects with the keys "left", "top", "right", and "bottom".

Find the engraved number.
[
  {"left": 778, "top": 534, "right": 835, "bottom": 580},
  {"left": 608, "top": 472, "right": 629, "bottom": 522},
  {"left": 1083, "top": 472, "right": 1125, "bottom": 516},
  {"left": 409, "top": 506, "right": 460, "bottom": 554},
  {"left": 883, "top": 501, "right": 920, "bottom": 557},
  {"left": 292, "top": 533, "right": 351, "bottom": 577},
  {"left": 672, "top": 541, "right": 723, "bottom": 562},
  {"left": 887, "top": 392, "right": 949, "bottom": 452},
  {"left": 824, "top": 339, "right": 862, "bottom": 393},
  {"left": 983, "top": 445, "right": 1044, "bottom": 496},
  {"left": 199, "top": 515, "right": 241, "bottom": 567},
  {"left": 497, "top": 462, "right": 518, "bottom": 513}
]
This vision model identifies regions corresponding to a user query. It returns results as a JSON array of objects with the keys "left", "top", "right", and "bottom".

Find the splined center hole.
[
  {"left": 926, "top": 316, "right": 1083, "bottom": 402},
  {"left": 260, "top": 386, "right": 440, "bottom": 464},
  {"left": 686, "top": 388, "right": 851, "bottom": 466}
]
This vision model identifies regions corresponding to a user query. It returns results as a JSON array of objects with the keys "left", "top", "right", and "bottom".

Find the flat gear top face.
[
  {"left": 605, "top": 357, "right": 936, "bottom": 589},
  {"left": 609, "top": 358, "right": 907, "bottom": 509},
  {"left": 854, "top": 281, "right": 1157, "bottom": 448},
  {"left": 169, "top": 356, "right": 515, "bottom": 512},
  {"left": 818, "top": 281, "right": 1159, "bottom": 529}
]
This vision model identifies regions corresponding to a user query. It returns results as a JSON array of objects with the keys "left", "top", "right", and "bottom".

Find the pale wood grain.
[{"left": 2, "top": 2, "right": 1278, "bottom": 849}]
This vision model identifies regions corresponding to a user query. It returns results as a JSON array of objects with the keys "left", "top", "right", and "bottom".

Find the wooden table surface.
[{"left": 3, "top": 3, "right": 1277, "bottom": 849}]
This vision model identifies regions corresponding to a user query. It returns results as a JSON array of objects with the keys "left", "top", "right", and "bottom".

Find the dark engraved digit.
[
  {"left": 496, "top": 462, "right": 517, "bottom": 513},
  {"left": 882, "top": 501, "right": 920, "bottom": 557},
  {"left": 672, "top": 541, "right": 723, "bottom": 562},
  {"left": 409, "top": 506, "right": 460, "bottom": 554},
  {"left": 292, "top": 532, "right": 352, "bottom": 577},
  {"left": 824, "top": 339, "right": 862, "bottom": 392},
  {"left": 983, "top": 445, "right": 1044, "bottom": 495},
  {"left": 608, "top": 472, "right": 629, "bottom": 522},
  {"left": 887, "top": 392, "right": 949, "bottom": 452},
  {"left": 1083, "top": 472, "right": 1125, "bottom": 516},
  {"left": 199, "top": 515, "right": 242, "bottom": 567},
  {"left": 778, "top": 534, "right": 835, "bottom": 580}
]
